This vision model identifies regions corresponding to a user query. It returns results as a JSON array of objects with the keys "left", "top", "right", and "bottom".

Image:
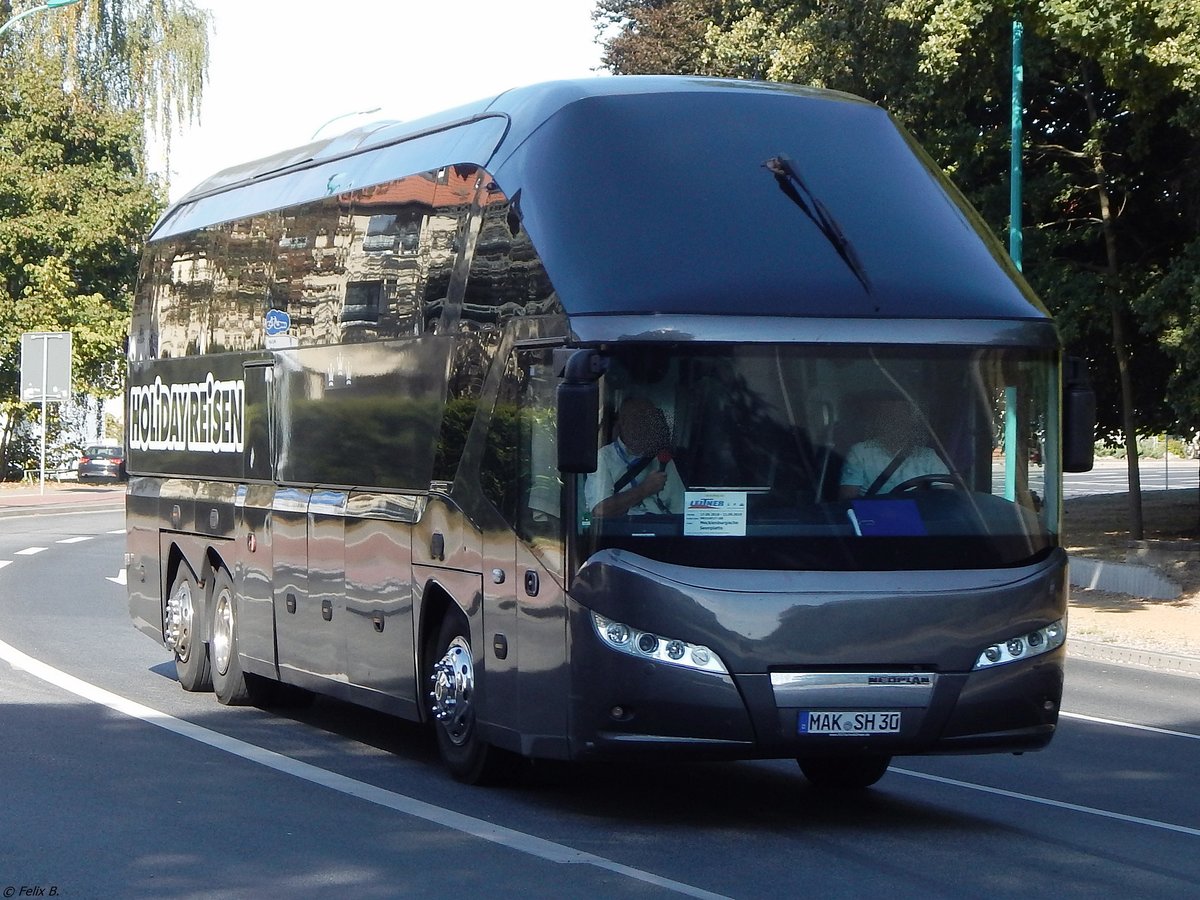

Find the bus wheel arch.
[
  {"left": 165, "top": 550, "right": 211, "bottom": 692},
  {"left": 421, "top": 589, "right": 517, "bottom": 784}
]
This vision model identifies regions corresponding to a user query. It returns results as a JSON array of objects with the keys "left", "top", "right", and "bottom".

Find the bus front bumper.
[{"left": 566, "top": 605, "right": 1064, "bottom": 761}]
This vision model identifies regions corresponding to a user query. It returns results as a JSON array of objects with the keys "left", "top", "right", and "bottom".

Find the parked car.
[{"left": 77, "top": 445, "right": 126, "bottom": 482}]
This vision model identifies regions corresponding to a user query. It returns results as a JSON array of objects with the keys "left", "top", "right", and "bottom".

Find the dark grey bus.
[{"left": 125, "top": 76, "right": 1095, "bottom": 788}]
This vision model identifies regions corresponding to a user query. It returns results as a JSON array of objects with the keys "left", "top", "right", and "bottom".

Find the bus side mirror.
[
  {"left": 555, "top": 349, "right": 607, "bottom": 473},
  {"left": 1063, "top": 356, "right": 1095, "bottom": 473}
]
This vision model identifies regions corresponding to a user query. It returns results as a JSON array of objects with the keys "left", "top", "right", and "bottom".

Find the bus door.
[
  {"left": 345, "top": 491, "right": 422, "bottom": 714},
  {"left": 236, "top": 361, "right": 277, "bottom": 671},
  {"left": 272, "top": 488, "right": 347, "bottom": 686},
  {"left": 478, "top": 347, "right": 568, "bottom": 748},
  {"left": 272, "top": 487, "right": 309, "bottom": 682}
]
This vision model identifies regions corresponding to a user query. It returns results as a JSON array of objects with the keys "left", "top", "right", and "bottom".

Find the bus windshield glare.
[{"left": 574, "top": 344, "right": 1058, "bottom": 572}]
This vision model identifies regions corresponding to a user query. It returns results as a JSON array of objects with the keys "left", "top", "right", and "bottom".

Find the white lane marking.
[
  {"left": 891, "top": 768, "right": 1200, "bottom": 838},
  {"left": 57, "top": 536, "right": 92, "bottom": 544},
  {"left": 107, "top": 569, "right": 127, "bottom": 586},
  {"left": 107, "top": 529, "right": 125, "bottom": 535},
  {"left": 0, "top": 561, "right": 10, "bottom": 571},
  {"left": 0, "top": 638, "right": 728, "bottom": 900},
  {"left": 1061, "top": 710, "right": 1200, "bottom": 741},
  {"left": 15, "top": 547, "right": 47, "bottom": 556}
]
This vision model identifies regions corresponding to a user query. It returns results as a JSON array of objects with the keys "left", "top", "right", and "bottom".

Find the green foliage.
[
  {"left": 0, "top": 2, "right": 210, "bottom": 470},
  {"left": 0, "top": 0, "right": 211, "bottom": 153},
  {"left": 1142, "top": 236, "right": 1200, "bottom": 424},
  {"left": 0, "top": 59, "right": 159, "bottom": 408},
  {"left": 596, "top": 0, "right": 725, "bottom": 74}
]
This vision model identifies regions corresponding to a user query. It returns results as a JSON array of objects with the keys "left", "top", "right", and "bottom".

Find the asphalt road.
[
  {"left": 2, "top": 508, "right": 1199, "bottom": 898},
  {"left": 1064, "top": 456, "right": 1200, "bottom": 498}
]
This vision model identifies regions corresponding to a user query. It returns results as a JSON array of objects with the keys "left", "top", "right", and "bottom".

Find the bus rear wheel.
[
  {"left": 797, "top": 755, "right": 891, "bottom": 790},
  {"left": 167, "top": 567, "right": 211, "bottom": 692},
  {"left": 427, "top": 614, "right": 516, "bottom": 784},
  {"left": 210, "top": 569, "right": 270, "bottom": 706}
]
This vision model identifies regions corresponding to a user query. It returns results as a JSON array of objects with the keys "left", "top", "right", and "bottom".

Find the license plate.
[{"left": 799, "top": 711, "right": 901, "bottom": 735}]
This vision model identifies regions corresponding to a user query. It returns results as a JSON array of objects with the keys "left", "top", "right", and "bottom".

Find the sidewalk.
[
  {"left": 2, "top": 480, "right": 1196, "bottom": 675},
  {"left": 1063, "top": 488, "right": 1200, "bottom": 675},
  {"left": 0, "top": 481, "right": 125, "bottom": 516}
]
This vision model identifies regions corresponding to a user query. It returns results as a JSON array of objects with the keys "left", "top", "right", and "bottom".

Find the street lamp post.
[
  {"left": 1010, "top": 19, "right": 1024, "bottom": 271},
  {"left": 311, "top": 106, "right": 382, "bottom": 140},
  {"left": 0, "top": 0, "right": 82, "bottom": 41}
]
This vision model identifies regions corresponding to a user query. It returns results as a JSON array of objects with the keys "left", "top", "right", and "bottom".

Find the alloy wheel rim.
[
  {"left": 168, "top": 579, "right": 194, "bottom": 662},
  {"left": 212, "top": 586, "right": 234, "bottom": 676},
  {"left": 430, "top": 636, "right": 474, "bottom": 745}
]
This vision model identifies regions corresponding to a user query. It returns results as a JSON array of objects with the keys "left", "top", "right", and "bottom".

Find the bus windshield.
[{"left": 573, "top": 344, "right": 1058, "bottom": 572}]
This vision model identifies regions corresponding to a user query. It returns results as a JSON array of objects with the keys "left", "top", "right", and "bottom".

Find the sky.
[{"left": 158, "top": 1, "right": 609, "bottom": 201}]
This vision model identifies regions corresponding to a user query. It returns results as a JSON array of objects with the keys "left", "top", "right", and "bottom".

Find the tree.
[
  {"left": 891, "top": 0, "right": 1200, "bottom": 539},
  {"left": 0, "top": 1, "right": 210, "bottom": 475},
  {"left": 596, "top": 0, "right": 1200, "bottom": 539},
  {"left": 1, "top": 0, "right": 210, "bottom": 152},
  {"left": 597, "top": 0, "right": 722, "bottom": 74}
]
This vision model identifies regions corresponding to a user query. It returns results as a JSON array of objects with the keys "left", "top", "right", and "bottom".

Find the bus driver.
[
  {"left": 585, "top": 397, "right": 686, "bottom": 517},
  {"left": 839, "top": 395, "right": 949, "bottom": 498}
]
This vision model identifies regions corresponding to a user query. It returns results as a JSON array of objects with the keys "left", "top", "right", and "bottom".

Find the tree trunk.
[
  {"left": 0, "top": 409, "right": 19, "bottom": 476},
  {"left": 1108, "top": 300, "right": 1144, "bottom": 538},
  {"left": 1084, "top": 65, "right": 1144, "bottom": 539}
]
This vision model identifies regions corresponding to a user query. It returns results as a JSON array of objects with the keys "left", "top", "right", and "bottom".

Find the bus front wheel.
[
  {"left": 167, "top": 567, "right": 211, "bottom": 692},
  {"left": 797, "top": 755, "right": 891, "bottom": 790},
  {"left": 427, "top": 614, "right": 516, "bottom": 784}
]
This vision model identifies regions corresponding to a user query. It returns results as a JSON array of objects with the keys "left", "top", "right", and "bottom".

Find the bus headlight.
[
  {"left": 592, "top": 613, "right": 728, "bottom": 675},
  {"left": 973, "top": 619, "right": 1066, "bottom": 670}
]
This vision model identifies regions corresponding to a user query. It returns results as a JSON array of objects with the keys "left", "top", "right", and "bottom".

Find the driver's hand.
[{"left": 640, "top": 471, "right": 668, "bottom": 497}]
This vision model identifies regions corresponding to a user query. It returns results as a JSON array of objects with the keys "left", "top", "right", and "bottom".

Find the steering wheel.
[{"left": 887, "top": 474, "right": 965, "bottom": 494}]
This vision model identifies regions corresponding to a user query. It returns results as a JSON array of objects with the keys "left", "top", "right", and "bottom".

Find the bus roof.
[
  {"left": 169, "top": 77, "right": 863, "bottom": 207},
  {"left": 157, "top": 76, "right": 1049, "bottom": 325}
]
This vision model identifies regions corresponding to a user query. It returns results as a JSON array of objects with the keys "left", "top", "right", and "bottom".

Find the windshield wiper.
[{"left": 765, "top": 154, "right": 870, "bottom": 293}]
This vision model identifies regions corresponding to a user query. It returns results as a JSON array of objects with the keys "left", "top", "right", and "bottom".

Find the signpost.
[{"left": 20, "top": 331, "right": 72, "bottom": 494}]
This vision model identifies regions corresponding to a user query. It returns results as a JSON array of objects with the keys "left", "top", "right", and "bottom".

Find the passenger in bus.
[
  {"left": 585, "top": 397, "right": 686, "bottom": 517},
  {"left": 839, "top": 396, "right": 949, "bottom": 498}
]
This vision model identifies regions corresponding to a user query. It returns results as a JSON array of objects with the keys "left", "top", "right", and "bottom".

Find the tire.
[
  {"left": 426, "top": 613, "right": 517, "bottom": 784},
  {"left": 209, "top": 568, "right": 269, "bottom": 706},
  {"left": 797, "top": 755, "right": 891, "bottom": 790},
  {"left": 166, "top": 566, "right": 211, "bottom": 692}
]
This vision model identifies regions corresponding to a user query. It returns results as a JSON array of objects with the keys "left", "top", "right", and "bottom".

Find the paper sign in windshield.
[{"left": 684, "top": 492, "right": 748, "bottom": 537}]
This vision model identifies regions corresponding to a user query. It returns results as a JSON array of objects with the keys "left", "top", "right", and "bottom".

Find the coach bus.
[{"left": 125, "top": 76, "right": 1095, "bottom": 788}]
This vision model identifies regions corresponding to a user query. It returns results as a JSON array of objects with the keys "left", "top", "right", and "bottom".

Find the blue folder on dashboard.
[{"left": 848, "top": 499, "right": 927, "bottom": 536}]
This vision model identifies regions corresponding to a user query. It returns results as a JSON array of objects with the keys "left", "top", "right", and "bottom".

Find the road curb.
[{"left": 1069, "top": 637, "right": 1200, "bottom": 678}]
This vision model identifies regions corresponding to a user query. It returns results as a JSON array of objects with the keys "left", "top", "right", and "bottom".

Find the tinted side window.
[
  {"left": 462, "top": 185, "right": 562, "bottom": 332},
  {"left": 479, "top": 348, "right": 564, "bottom": 573},
  {"left": 272, "top": 198, "right": 349, "bottom": 346},
  {"left": 431, "top": 165, "right": 485, "bottom": 483},
  {"left": 342, "top": 172, "right": 442, "bottom": 341}
]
